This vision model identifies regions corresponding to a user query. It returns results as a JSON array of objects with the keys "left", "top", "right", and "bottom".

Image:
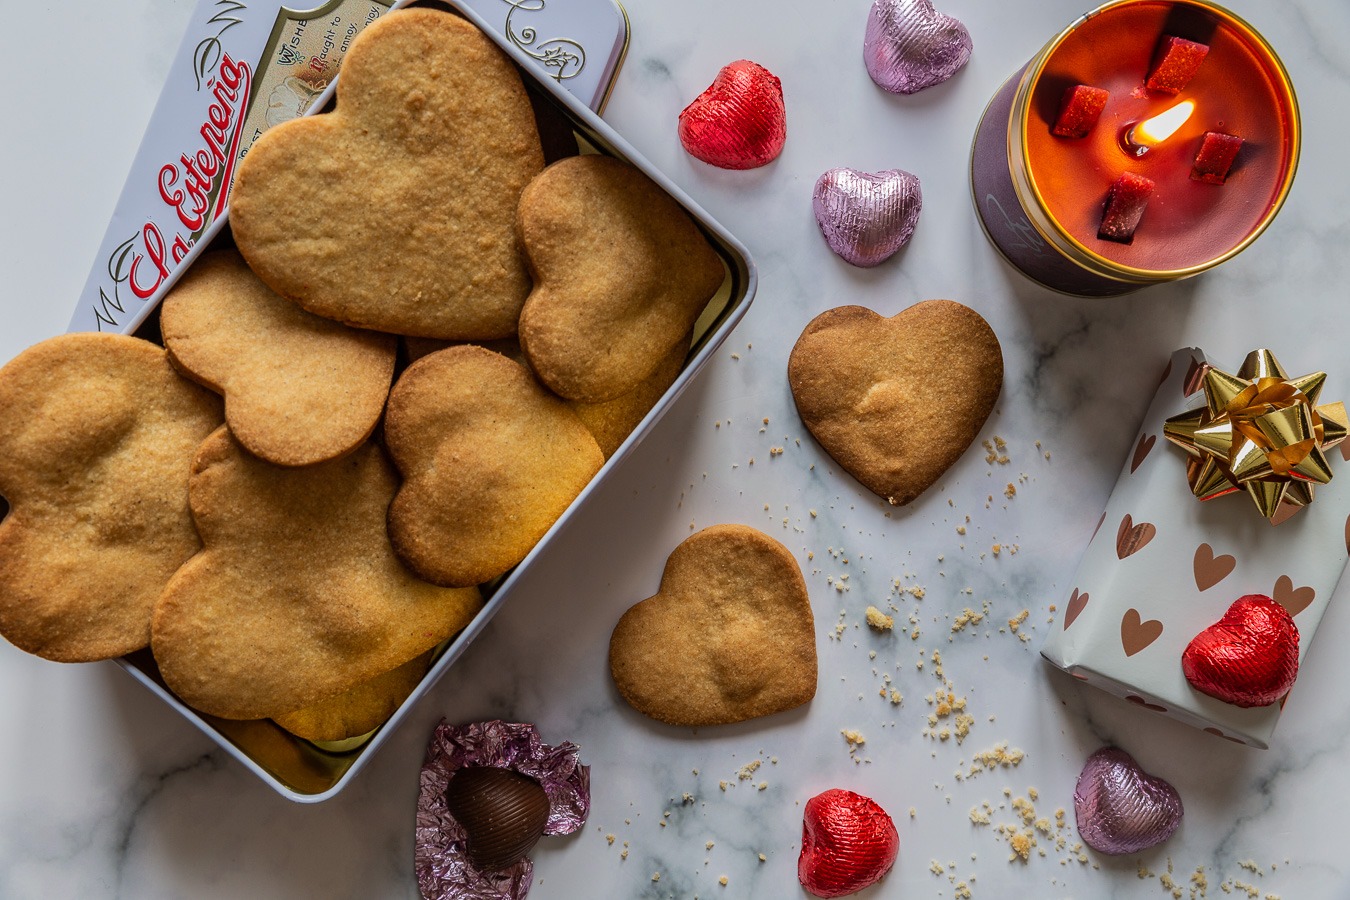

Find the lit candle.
[
  {"left": 1123, "top": 100, "right": 1196, "bottom": 156},
  {"left": 971, "top": 0, "right": 1299, "bottom": 296}
]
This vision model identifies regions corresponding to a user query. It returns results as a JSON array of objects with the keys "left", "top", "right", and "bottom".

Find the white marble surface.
[{"left": 3, "top": 0, "right": 1350, "bottom": 897}]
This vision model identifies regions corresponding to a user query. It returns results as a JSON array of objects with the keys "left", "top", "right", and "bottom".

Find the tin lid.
[{"left": 68, "top": 0, "right": 630, "bottom": 336}]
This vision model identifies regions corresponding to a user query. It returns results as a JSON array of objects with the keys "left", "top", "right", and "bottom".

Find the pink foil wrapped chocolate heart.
[
  {"left": 1182, "top": 594, "right": 1300, "bottom": 708},
  {"left": 798, "top": 789, "right": 899, "bottom": 897},
  {"left": 678, "top": 60, "right": 786, "bottom": 170},
  {"left": 1073, "top": 747, "right": 1183, "bottom": 855},
  {"left": 813, "top": 168, "right": 922, "bottom": 267},
  {"left": 863, "top": 0, "right": 973, "bottom": 94}
]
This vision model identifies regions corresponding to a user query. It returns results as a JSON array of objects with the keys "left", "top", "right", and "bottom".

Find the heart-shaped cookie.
[
  {"left": 161, "top": 250, "right": 396, "bottom": 466},
  {"left": 517, "top": 155, "right": 723, "bottom": 403},
  {"left": 271, "top": 650, "right": 433, "bottom": 742},
  {"left": 788, "top": 301, "right": 1003, "bottom": 506},
  {"left": 229, "top": 10, "right": 543, "bottom": 339},
  {"left": 1073, "top": 747, "right": 1183, "bottom": 855},
  {"left": 812, "top": 168, "right": 922, "bottom": 268},
  {"left": 402, "top": 333, "right": 688, "bottom": 459},
  {"left": 863, "top": 0, "right": 973, "bottom": 94},
  {"left": 798, "top": 789, "right": 899, "bottom": 898},
  {"left": 386, "top": 346, "right": 604, "bottom": 587},
  {"left": 608, "top": 524, "right": 817, "bottom": 726},
  {"left": 152, "top": 428, "right": 482, "bottom": 720},
  {"left": 678, "top": 59, "right": 786, "bottom": 169},
  {"left": 1182, "top": 594, "right": 1299, "bottom": 707},
  {"left": 0, "top": 334, "right": 221, "bottom": 662}
]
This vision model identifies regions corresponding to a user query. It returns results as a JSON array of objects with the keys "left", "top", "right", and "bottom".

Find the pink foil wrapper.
[
  {"left": 416, "top": 720, "right": 590, "bottom": 900},
  {"left": 812, "top": 167, "right": 922, "bottom": 267},
  {"left": 863, "top": 0, "right": 973, "bottom": 95},
  {"left": 1073, "top": 747, "right": 1183, "bottom": 855}
]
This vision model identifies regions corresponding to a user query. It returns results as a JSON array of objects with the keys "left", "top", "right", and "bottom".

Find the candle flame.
[{"left": 1133, "top": 100, "right": 1196, "bottom": 148}]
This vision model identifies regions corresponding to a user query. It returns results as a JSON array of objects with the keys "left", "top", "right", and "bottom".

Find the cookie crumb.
[
  {"left": 841, "top": 729, "right": 866, "bottom": 753},
  {"left": 866, "top": 606, "right": 895, "bottom": 631}
]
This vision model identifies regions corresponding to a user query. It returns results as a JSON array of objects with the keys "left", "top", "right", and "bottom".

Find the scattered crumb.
[
  {"left": 866, "top": 606, "right": 894, "bottom": 631},
  {"left": 841, "top": 730, "right": 866, "bottom": 753},
  {"left": 965, "top": 742, "right": 1025, "bottom": 778},
  {"left": 952, "top": 608, "right": 985, "bottom": 633}
]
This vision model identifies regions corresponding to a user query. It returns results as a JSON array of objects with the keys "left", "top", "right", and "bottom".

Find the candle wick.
[{"left": 1121, "top": 127, "right": 1150, "bottom": 158}]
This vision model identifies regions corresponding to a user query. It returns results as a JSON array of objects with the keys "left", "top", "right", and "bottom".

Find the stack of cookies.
[{"left": 0, "top": 9, "right": 724, "bottom": 743}]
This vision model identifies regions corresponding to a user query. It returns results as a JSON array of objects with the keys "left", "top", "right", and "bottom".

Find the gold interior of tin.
[
  {"left": 1008, "top": 0, "right": 1301, "bottom": 284},
  {"left": 117, "top": 15, "right": 752, "bottom": 797}
]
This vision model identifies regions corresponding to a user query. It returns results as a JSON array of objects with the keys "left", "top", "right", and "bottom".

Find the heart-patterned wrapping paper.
[{"left": 1041, "top": 348, "right": 1350, "bottom": 749}]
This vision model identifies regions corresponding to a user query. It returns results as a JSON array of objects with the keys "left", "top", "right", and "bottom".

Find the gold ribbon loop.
[{"left": 1163, "top": 350, "right": 1346, "bottom": 522}]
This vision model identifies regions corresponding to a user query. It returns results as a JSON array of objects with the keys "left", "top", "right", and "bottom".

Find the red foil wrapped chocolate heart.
[
  {"left": 798, "top": 788, "right": 899, "bottom": 898},
  {"left": 1182, "top": 594, "right": 1300, "bottom": 708},
  {"left": 678, "top": 60, "right": 786, "bottom": 170}
]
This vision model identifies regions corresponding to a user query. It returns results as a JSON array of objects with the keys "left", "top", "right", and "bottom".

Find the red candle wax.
[{"left": 1022, "top": 1, "right": 1297, "bottom": 274}]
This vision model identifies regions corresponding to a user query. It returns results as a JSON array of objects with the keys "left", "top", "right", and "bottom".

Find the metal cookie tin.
[{"left": 85, "top": 0, "right": 757, "bottom": 801}]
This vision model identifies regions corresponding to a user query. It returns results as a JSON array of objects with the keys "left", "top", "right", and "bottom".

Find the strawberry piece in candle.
[
  {"left": 1145, "top": 37, "right": 1209, "bottom": 94},
  {"left": 1051, "top": 85, "right": 1110, "bottom": 138},
  {"left": 1190, "top": 132, "right": 1243, "bottom": 184},
  {"left": 1098, "top": 172, "right": 1155, "bottom": 243}
]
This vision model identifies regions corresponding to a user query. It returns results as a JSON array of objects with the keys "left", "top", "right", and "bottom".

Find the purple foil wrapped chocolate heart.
[
  {"left": 863, "top": 0, "right": 973, "bottom": 94},
  {"left": 813, "top": 168, "right": 922, "bottom": 267},
  {"left": 1073, "top": 747, "right": 1183, "bottom": 855}
]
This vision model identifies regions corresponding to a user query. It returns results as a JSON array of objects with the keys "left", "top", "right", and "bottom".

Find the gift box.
[{"left": 1041, "top": 347, "right": 1350, "bottom": 748}]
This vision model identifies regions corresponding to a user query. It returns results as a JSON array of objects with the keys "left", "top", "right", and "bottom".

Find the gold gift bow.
[{"left": 1163, "top": 350, "right": 1349, "bottom": 521}]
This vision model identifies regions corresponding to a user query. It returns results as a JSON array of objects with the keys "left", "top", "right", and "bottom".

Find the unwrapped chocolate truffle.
[{"left": 416, "top": 720, "right": 589, "bottom": 900}]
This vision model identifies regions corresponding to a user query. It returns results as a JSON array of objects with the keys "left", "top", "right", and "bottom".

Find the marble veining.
[{"left": 3, "top": 0, "right": 1350, "bottom": 897}]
